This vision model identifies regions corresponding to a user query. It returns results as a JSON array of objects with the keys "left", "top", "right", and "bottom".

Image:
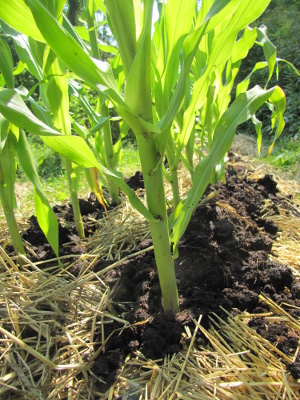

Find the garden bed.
[{"left": 0, "top": 153, "right": 299, "bottom": 399}]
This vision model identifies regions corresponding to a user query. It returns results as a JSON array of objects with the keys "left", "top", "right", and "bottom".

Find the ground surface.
[{"left": 10, "top": 158, "right": 300, "bottom": 393}]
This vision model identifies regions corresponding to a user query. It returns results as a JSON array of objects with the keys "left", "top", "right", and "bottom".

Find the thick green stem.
[
  {"left": 65, "top": 159, "right": 85, "bottom": 239},
  {"left": 122, "top": 0, "right": 179, "bottom": 312},
  {"left": 0, "top": 180, "right": 25, "bottom": 256},
  {"left": 87, "top": 13, "right": 120, "bottom": 204},
  {"left": 186, "top": 128, "right": 195, "bottom": 179},
  {"left": 101, "top": 103, "right": 120, "bottom": 204},
  {"left": 150, "top": 217, "right": 179, "bottom": 312},
  {"left": 166, "top": 138, "right": 181, "bottom": 207},
  {"left": 86, "top": 12, "right": 100, "bottom": 59},
  {"left": 170, "top": 168, "right": 180, "bottom": 208},
  {"left": 137, "top": 135, "right": 179, "bottom": 313}
]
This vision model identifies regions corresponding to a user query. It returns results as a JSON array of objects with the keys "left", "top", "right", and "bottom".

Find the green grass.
[
  {"left": 118, "top": 142, "right": 141, "bottom": 177},
  {"left": 260, "top": 134, "right": 300, "bottom": 178},
  {"left": 239, "top": 0, "right": 300, "bottom": 140}
]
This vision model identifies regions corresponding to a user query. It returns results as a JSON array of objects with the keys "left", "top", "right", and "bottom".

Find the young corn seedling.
[
  {"left": 0, "top": 36, "right": 59, "bottom": 258},
  {"left": 0, "top": 12, "right": 87, "bottom": 239},
  {"left": 79, "top": 0, "right": 121, "bottom": 204},
  {"left": 0, "top": 0, "right": 286, "bottom": 313}
]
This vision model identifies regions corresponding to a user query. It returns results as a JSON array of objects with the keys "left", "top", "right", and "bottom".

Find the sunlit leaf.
[
  {"left": 0, "top": 37, "right": 14, "bottom": 88},
  {"left": 16, "top": 130, "right": 59, "bottom": 256},
  {"left": 0, "top": 0, "right": 45, "bottom": 42}
]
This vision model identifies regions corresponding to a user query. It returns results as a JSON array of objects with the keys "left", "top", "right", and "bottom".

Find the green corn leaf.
[
  {"left": 251, "top": 115, "right": 263, "bottom": 155},
  {"left": 231, "top": 26, "right": 257, "bottom": 64},
  {"left": 62, "top": 15, "right": 90, "bottom": 52},
  {"left": 0, "top": 37, "right": 14, "bottom": 89},
  {"left": 0, "top": 125, "right": 26, "bottom": 255},
  {"left": 104, "top": 0, "right": 139, "bottom": 78},
  {"left": 17, "top": 0, "right": 159, "bottom": 138},
  {"left": 0, "top": 88, "right": 101, "bottom": 168},
  {"left": 100, "top": 164, "right": 156, "bottom": 223},
  {"left": 29, "top": 98, "right": 53, "bottom": 126},
  {"left": 0, "top": 115, "right": 10, "bottom": 153},
  {"left": 0, "top": 88, "right": 61, "bottom": 136},
  {"left": 16, "top": 130, "right": 59, "bottom": 256},
  {"left": 68, "top": 80, "right": 99, "bottom": 125},
  {"left": 0, "top": 0, "right": 45, "bottom": 42},
  {"left": 25, "top": 0, "right": 117, "bottom": 90},
  {"left": 170, "top": 85, "right": 286, "bottom": 249},
  {"left": 0, "top": 90, "right": 154, "bottom": 221},
  {"left": 153, "top": 0, "right": 196, "bottom": 115},
  {"left": 72, "top": 120, "right": 90, "bottom": 140},
  {"left": 236, "top": 62, "right": 268, "bottom": 96},
  {"left": 187, "top": 25, "right": 259, "bottom": 163},
  {"left": 74, "top": 26, "right": 117, "bottom": 54},
  {"left": 276, "top": 58, "right": 300, "bottom": 77},
  {"left": 176, "top": 0, "right": 271, "bottom": 159},
  {"left": 89, "top": 117, "right": 110, "bottom": 134},
  {"left": 94, "top": 0, "right": 105, "bottom": 13},
  {"left": 43, "top": 0, "right": 66, "bottom": 19},
  {"left": 40, "top": 136, "right": 100, "bottom": 168},
  {"left": 257, "top": 25, "right": 277, "bottom": 86},
  {"left": 98, "top": 41, "right": 118, "bottom": 56},
  {"left": 13, "top": 61, "right": 26, "bottom": 76},
  {"left": 34, "top": 191, "right": 59, "bottom": 256},
  {"left": 0, "top": 20, "right": 44, "bottom": 80},
  {"left": 0, "top": 87, "right": 154, "bottom": 221},
  {"left": 0, "top": 129, "right": 18, "bottom": 209},
  {"left": 267, "top": 87, "right": 286, "bottom": 155},
  {"left": 46, "top": 61, "right": 71, "bottom": 136},
  {"left": 157, "top": 0, "right": 240, "bottom": 146}
]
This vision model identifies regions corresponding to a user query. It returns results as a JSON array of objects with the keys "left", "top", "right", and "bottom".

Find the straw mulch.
[
  {"left": 111, "top": 300, "right": 299, "bottom": 399},
  {"left": 0, "top": 134, "right": 299, "bottom": 399}
]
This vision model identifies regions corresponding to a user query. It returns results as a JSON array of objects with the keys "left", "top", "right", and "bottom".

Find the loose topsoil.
[{"left": 10, "top": 158, "right": 300, "bottom": 391}]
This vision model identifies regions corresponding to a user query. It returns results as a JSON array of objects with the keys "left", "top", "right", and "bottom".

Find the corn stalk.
[
  {"left": 82, "top": 0, "right": 120, "bottom": 204},
  {"left": 0, "top": 34, "right": 60, "bottom": 258},
  {"left": 0, "top": 0, "right": 287, "bottom": 313}
]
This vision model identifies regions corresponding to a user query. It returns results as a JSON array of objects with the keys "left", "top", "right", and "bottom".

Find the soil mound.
[{"left": 91, "top": 166, "right": 299, "bottom": 389}]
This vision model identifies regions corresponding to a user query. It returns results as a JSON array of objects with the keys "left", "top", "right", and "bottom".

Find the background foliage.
[
  {"left": 240, "top": 0, "right": 299, "bottom": 139},
  {"left": 1, "top": 0, "right": 299, "bottom": 183}
]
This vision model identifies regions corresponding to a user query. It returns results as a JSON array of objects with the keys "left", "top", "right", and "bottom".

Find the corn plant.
[
  {"left": 0, "top": 36, "right": 59, "bottom": 257},
  {"left": 0, "top": 14, "right": 88, "bottom": 240},
  {"left": 0, "top": 0, "right": 286, "bottom": 313},
  {"left": 74, "top": 0, "right": 121, "bottom": 204}
]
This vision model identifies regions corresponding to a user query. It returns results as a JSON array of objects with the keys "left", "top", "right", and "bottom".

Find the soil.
[{"left": 6, "top": 158, "right": 300, "bottom": 391}]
